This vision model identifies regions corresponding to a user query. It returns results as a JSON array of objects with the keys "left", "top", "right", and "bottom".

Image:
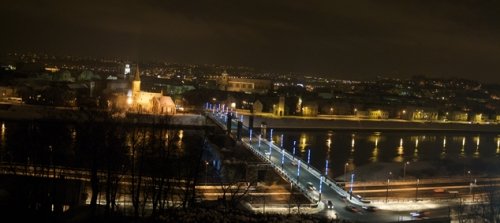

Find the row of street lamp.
[{"left": 209, "top": 108, "right": 476, "bottom": 204}]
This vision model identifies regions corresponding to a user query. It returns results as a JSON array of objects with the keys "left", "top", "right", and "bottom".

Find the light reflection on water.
[{"left": 275, "top": 130, "right": 500, "bottom": 177}]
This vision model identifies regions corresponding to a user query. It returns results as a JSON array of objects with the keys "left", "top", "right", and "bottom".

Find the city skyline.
[{"left": 2, "top": 0, "right": 500, "bottom": 84}]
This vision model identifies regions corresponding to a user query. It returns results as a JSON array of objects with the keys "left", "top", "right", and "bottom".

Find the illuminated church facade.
[{"left": 114, "top": 66, "right": 176, "bottom": 115}]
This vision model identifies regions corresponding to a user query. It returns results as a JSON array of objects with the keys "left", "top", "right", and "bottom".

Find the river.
[{"left": 268, "top": 130, "right": 500, "bottom": 179}]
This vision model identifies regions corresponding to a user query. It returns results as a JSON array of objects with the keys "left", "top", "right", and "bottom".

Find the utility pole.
[
  {"left": 415, "top": 179, "right": 419, "bottom": 202},
  {"left": 386, "top": 179, "right": 390, "bottom": 203}
]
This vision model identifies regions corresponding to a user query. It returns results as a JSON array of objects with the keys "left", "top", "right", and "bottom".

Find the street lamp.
[
  {"left": 472, "top": 179, "right": 477, "bottom": 201},
  {"left": 307, "top": 149, "right": 311, "bottom": 168},
  {"left": 268, "top": 141, "right": 272, "bottom": 159},
  {"left": 258, "top": 134, "right": 261, "bottom": 151},
  {"left": 415, "top": 178, "right": 419, "bottom": 202},
  {"left": 292, "top": 141, "right": 296, "bottom": 159},
  {"left": 249, "top": 129, "right": 253, "bottom": 143},
  {"left": 350, "top": 173, "right": 355, "bottom": 200},
  {"left": 205, "top": 161, "right": 209, "bottom": 185},
  {"left": 403, "top": 161, "right": 410, "bottom": 179},
  {"left": 280, "top": 134, "right": 284, "bottom": 148},
  {"left": 319, "top": 176, "right": 323, "bottom": 201},
  {"left": 297, "top": 160, "right": 301, "bottom": 182},
  {"left": 386, "top": 179, "right": 390, "bottom": 203},
  {"left": 281, "top": 149, "right": 285, "bottom": 169},
  {"left": 325, "top": 160, "right": 329, "bottom": 176}
]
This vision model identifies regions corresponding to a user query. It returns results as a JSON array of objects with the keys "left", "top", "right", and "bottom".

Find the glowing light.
[
  {"left": 462, "top": 137, "right": 466, "bottom": 146},
  {"left": 1, "top": 123, "right": 5, "bottom": 143},
  {"left": 400, "top": 138, "right": 403, "bottom": 147},
  {"left": 297, "top": 160, "right": 301, "bottom": 177},
  {"left": 280, "top": 134, "right": 284, "bottom": 148},
  {"left": 371, "top": 147, "right": 379, "bottom": 162},
  {"left": 307, "top": 149, "right": 311, "bottom": 164},
  {"left": 319, "top": 176, "right": 323, "bottom": 194},
  {"left": 124, "top": 64, "right": 130, "bottom": 74},
  {"left": 281, "top": 149, "right": 285, "bottom": 165},
  {"left": 351, "top": 138, "right": 355, "bottom": 148},
  {"left": 443, "top": 137, "right": 446, "bottom": 148},
  {"left": 496, "top": 138, "right": 499, "bottom": 155},
  {"left": 230, "top": 102, "right": 236, "bottom": 108},
  {"left": 258, "top": 135, "right": 261, "bottom": 148},
  {"left": 249, "top": 129, "right": 253, "bottom": 142},
  {"left": 178, "top": 130, "right": 183, "bottom": 141},
  {"left": 300, "top": 134, "right": 307, "bottom": 151},
  {"left": 350, "top": 174, "right": 355, "bottom": 193},
  {"left": 325, "top": 160, "right": 329, "bottom": 175},
  {"left": 415, "top": 139, "right": 419, "bottom": 148},
  {"left": 375, "top": 138, "right": 378, "bottom": 147},
  {"left": 397, "top": 146, "right": 404, "bottom": 155},
  {"left": 126, "top": 97, "right": 133, "bottom": 105}
]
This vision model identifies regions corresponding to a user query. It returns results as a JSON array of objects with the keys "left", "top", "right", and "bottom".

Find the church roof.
[{"left": 134, "top": 65, "right": 141, "bottom": 81}]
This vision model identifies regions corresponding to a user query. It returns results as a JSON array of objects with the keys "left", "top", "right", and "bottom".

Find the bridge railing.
[{"left": 207, "top": 111, "right": 366, "bottom": 205}]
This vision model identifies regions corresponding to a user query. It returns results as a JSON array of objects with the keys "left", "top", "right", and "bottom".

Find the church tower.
[
  {"left": 132, "top": 65, "right": 141, "bottom": 95},
  {"left": 219, "top": 70, "right": 229, "bottom": 91}
]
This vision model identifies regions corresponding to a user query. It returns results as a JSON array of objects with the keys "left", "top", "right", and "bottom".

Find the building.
[
  {"left": 114, "top": 66, "right": 176, "bottom": 115},
  {"left": 450, "top": 111, "right": 468, "bottom": 121},
  {"left": 217, "top": 71, "right": 272, "bottom": 94},
  {"left": 272, "top": 96, "right": 285, "bottom": 117},
  {"left": 368, "top": 109, "right": 389, "bottom": 119},
  {"left": 401, "top": 107, "right": 438, "bottom": 121}
]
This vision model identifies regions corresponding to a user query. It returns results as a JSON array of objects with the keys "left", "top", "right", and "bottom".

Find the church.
[{"left": 112, "top": 65, "right": 176, "bottom": 115}]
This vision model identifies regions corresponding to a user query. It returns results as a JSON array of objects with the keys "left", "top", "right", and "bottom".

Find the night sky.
[{"left": 1, "top": 0, "right": 500, "bottom": 83}]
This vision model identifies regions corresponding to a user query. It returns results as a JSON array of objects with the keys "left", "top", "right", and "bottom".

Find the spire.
[{"left": 134, "top": 65, "right": 141, "bottom": 81}]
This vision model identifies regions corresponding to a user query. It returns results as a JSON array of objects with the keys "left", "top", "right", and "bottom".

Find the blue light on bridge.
[
  {"left": 297, "top": 160, "right": 301, "bottom": 177},
  {"left": 258, "top": 135, "right": 261, "bottom": 148},
  {"left": 307, "top": 149, "right": 311, "bottom": 164},
  {"left": 249, "top": 129, "right": 253, "bottom": 142},
  {"left": 350, "top": 173, "right": 355, "bottom": 194},
  {"left": 281, "top": 149, "right": 285, "bottom": 165},
  {"left": 325, "top": 160, "right": 329, "bottom": 175},
  {"left": 280, "top": 134, "right": 284, "bottom": 148}
]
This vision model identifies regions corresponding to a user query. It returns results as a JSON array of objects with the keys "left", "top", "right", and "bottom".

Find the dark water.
[
  {"left": 0, "top": 120, "right": 202, "bottom": 169},
  {"left": 269, "top": 130, "right": 500, "bottom": 178},
  {"left": 1, "top": 120, "right": 499, "bottom": 179}
]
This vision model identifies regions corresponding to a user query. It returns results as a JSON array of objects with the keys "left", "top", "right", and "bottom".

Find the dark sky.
[{"left": 1, "top": 0, "right": 500, "bottom": 83}]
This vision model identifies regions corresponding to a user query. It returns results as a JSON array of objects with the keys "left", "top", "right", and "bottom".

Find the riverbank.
[
  {"left": 0, "top": 103, "right": 212, "bottom": 127},
  {"left": 242, "top": 115, "right": 499, "bottom": 133},
  {"left": 336, "top": 156, "right": 500, "bottom": 183}
]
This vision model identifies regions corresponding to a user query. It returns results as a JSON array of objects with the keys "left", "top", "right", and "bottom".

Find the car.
[
  {"left": 306, "top": 182, "right": 316, "bottom": 191},
  {"left": 410, "top": 211, "right": 429, "bottom": 219},
  {"left": 327, "top": 200, "right": 334, "bottom": 209},
  {"left": 362, "top": 205, "right": 376, "bottom": 212},
  {"left": 345, "top": 205, "right": 360, "bottom": 213}
]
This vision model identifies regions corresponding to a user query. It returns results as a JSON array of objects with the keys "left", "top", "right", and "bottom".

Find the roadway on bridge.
[{"left": 209, "top": 112, "right": 407, "bottom": 222}]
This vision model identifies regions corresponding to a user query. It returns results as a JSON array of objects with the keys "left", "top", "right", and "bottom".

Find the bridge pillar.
[
  {"left": 226, "top": 113, "right": 233, "bottom": 134},
  {"left": 237, "top": 121, "right": 243, "bottom": 141},
  {"left": 249, "top": 115, "right": 254, "bottom": 130}
]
